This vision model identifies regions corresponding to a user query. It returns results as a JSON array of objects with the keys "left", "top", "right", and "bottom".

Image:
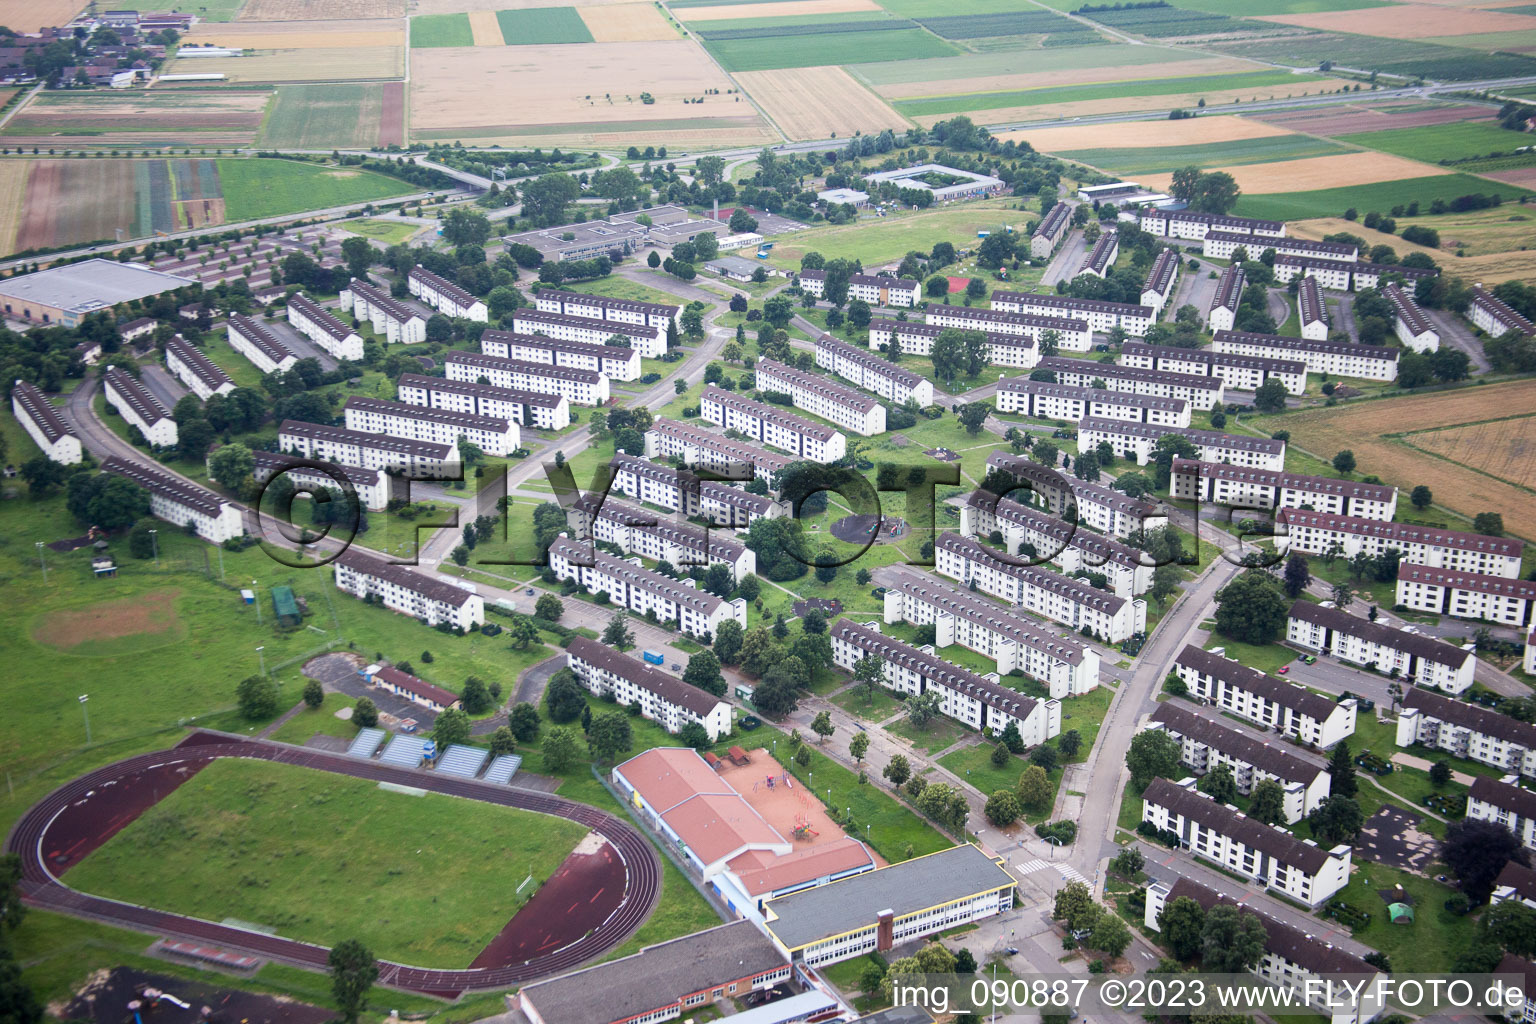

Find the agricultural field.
[
  {"left": 1336, "top": 119, "right": 1532, "bottom": 164},
  {"left": 1138, "top": 151, "right": 1449, "bottom": 194},
  {"left": 217, "top": 159, "right": 415, "bottom": 220},
  {"left": 411, "top": 11, "right": 476, "bottom": 45},
  {"left": 678, "top": 0, "right": 880, "bottom": 17},
  {"left": 258, "top": 84, "right": 389, "bottom": 149},
  {"left": 184, "top": 17, "right": 407, "bottom": 47},
  {"left": 0, "top": 161, "right": 26, "bottom": 257},
  {"left": 578, "top": 2, "right": 679, "bottom": 40},
  {"left": 1250, "top": 101, "right": 1497, "bottom": 137},
  {"left": 241, "top": 0, "right": 404, "bottom": 18},
  {"left": 1074, "top": 3, "right": 1242, "bottom": 37},
  {"left": 161, "top": 46, "right": 406, "bottom": 81},
  {"left": 1009, "top": 112, "right": 1287, "bottom": 151},
  {"left": 854, "top": 42, "right": 1200, "bottom": 86},
  {"left": 1229, "top": 171, "right": 1532, "bottom": 220},
  {"left": 9, "top": 159, "right": 222, "bottom": 254},
  {"left": 1207, "top": 32, "right": 1536, "bottom": 80},
  {"left": 1395, "top": 204, "right": 1536, "bottom": 257},
  {"left": 0, "top": 0, "right": 88, "bottom": 33},
  {"left": 497, "top": 6, "right": 597, "bottom": 41},
  {"left": 0, "top": 89, "right": 271, "bottom": 149},
  {"left": 1255, "top": 2, "right": 1536, "bottom": 38},
  {"left": 701, "top": 24, "right": 961, "bottom": 71},
  {"left": 1249, "top": 379, "right": 1536, "bottom": 539},
  {"left": 912, "top": 9, "right": 1105, "bottom": 45},
  {"left": 1407, "top": 415, "right": 1536, "bottom": 491},
  {"left": 734, "top": 65, "right": 908, "bottom": 140},
  {"left": 1058, "top": 133, "right": 1352, "bottom": 176}
]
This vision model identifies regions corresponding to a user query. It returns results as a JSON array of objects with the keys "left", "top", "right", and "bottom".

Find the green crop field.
[
  {"left": 1209, "top": 33, "right": 1536, "bottom": 80},
  {"left": 851, "top": 41, "right": 1184, "bottom": 84},
  {"left": 689, "top": 10, "right": 895, "bottom": 29},
  {"left": 217, "top": 159, "right": 414, "bottom": 220},
  {"left": 1231, "top": 173, "right": 1533, "bottom": 221},
  {"left": 410, "top": 12, "right": 475, "bottom": 47},
  {"left": 1074, "top": 4, "right": 1240, "bottom": 37},
  {"left": 702, "top": 27, "right": 960, "bottom": 71},
  {"left": 697, "top": 17, "right": 918, "bottom": 39},
  {"left": 496, "top": 7, "right": 595, "bottom": 44},
  {"left": 1430, "top": 28, "right": 1536, "bottom": 50},
  {"left": 914, "top": 9, "right": 1103, "bottom": 42},
  {"left": 893, "top": 69, "right": 1314, "bottom": 117},
  {"left": 174, "top": 0, "right": 247, "bottom": 20},
  {"left": 67, "top": 759, "right": 587, "bottom": 968},
  {"left": 1337, "top": 120, "right": 1530, "bottom": 163},
  {"left": 1058, "top": 134, "right": 1352, "bottom": 175},
  {"left": 258, "top": 84, "right": 384, "bottom": 149}
]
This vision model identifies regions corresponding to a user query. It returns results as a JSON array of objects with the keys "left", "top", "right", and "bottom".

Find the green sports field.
[
  {"left": 496, "top": 7, "right": 594, "bottom": 44},
  {"left": 893, "top": 69, "right": 1317, "bottom": 117},
  {"left": 258, "top": 85, "right": 384, "bottom": 149},
  {"left": 1058, "top": 134, "right": 1352, "bottom": 176},
  {"left": 1337, "top": 120, "right": 1530, "bottom": 164},
  {"left": 410, "top": 13, "right": 474, "bottom": 47},
  {"left": 702, "top": 27, "right": 960, "bottom": 71},
  {"left": 1230, "top": 173, "right": 1533, "bottom": 221},
  {"left": 217, "top": 159, "right": 414, "bottom": 220}
]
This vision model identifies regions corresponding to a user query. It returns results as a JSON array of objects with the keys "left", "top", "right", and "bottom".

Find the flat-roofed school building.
[{"left": 0, "top": 259, "right": 192, "bottom": 327}]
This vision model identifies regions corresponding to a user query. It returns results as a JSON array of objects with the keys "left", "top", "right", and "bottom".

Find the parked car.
[{"left": 1277, "top": 665, "right": 1289, "bottom": 674}]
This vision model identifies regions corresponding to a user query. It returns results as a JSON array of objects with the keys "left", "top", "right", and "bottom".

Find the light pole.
[
  {"left": 1046, "top": 835, "right": 1063, "bottom": 860},
  {"left": 256, "top": 645, "right": 266, "bottom": 676},
  {"left": 35, "top": 541, "right": 48, "bottom": 582},
  {"left": 253, "top": 580, "right": 262, "bottom": 624},
  {"left": 149, "top": 528, "right": 159, "bottom": 568},
  {"left": 78, "top": 694, "right": 91, "bottom": 744}
]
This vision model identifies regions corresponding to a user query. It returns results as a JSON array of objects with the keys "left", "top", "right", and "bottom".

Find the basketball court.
[{"left": 714, "top": 748, "right": 887, "bottom": 866}]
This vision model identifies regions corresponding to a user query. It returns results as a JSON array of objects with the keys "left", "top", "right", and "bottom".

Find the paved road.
[
  {"left": 1427, "top": 307, "right": 1492, "bottom": 374},
  {"left": 139, "top": 364, "right": 188, "bottom": 411},
  {"left": 1041, "top": 229, "right": 1088, "bottom": 288}
]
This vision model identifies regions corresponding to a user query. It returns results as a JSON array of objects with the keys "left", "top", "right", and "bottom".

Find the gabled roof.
[
  {"left": 567, "top": 636, "right": 727, "bottom": 719},
  {"left": 1470, "top": 774, "right": 1536, "bottom": 821},
  {"left": 1163, "top": 877, "right": 1379, "bottom": 977},
  {"left": 368, "top": 664, "right": 459, "bottom": 707},
  {"left": 1402, "top": 687, "right": 1536, "bottom": 749},
  {"left": 1287, "top": 600, "right": 1470, "bottom": 669},
  {"left": 1144, "top": 777, "right": 1336, "bottom": 873},
  {"left": 1175, "top": 644, "right": 1341, "bottom": 722},
  {"left": 1149, "top": 702, "right": 1323, "bottom": 786}
]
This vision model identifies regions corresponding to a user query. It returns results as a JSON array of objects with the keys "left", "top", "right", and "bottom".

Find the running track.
[{"left": 5, "top": 732, "right": 662, "bottom": 997}]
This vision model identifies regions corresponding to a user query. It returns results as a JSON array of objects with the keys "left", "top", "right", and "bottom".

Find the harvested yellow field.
[
  {"left": 0, "top": 160, "right": 28, "bottom": 256},
  {"left": 411, "top": 0, "right": 620, "bottom": 11},
  {"left": 1411, "top": 417, "right": 1536, "bottom": 491},
  {"left": 1004, "top": 114, "right": 1290, "bottom": 153},
  {"left": 879, "top": 57, "right": 1262, "bottom": 101},
  {"left": 735, "top": 66, "right": 907, "bottom": 141},
  {"left": 579, "top": 3, "right": 677, "bottom": 41},
  {"left": 467, "top": 9, "right": 503, "bottom": 43},
  {"left": 1259, "top": 2, "right": 1536, "bottom": 37},
  {"left": 1139, "top": 152, "right": 1446, "bottom": 194},
  {"left": 0, "top": 0, "right": 84, "bottom": 33},
  {"left": 1396, "top": 206, "right": 1536, "bottom": 258},
  {"left": 241, "top": 0, "right": 405, "bottom": 18},
  {"left": 162, "top": 47, "right": 405, "bottom": 82},
  {"left": 927, "top": 78, "right": 1358, "bottom": 128},
  {"left": 679, "top": 0, "right": 878, "bottom": 19},
  {"left": 1290, "top": 218, "right": 1445, "bottom": 259},
  {"left": 184, "top": 19, "right": 406, "bottom": 47},
  {"left": 1296, "top": 218, "right": 1536, "bottom": 284}
]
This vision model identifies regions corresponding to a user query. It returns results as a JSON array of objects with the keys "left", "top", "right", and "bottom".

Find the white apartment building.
[
  {"left": 1171, "top": 459, "right": 1398, "bottom": 520},
  {"left": 1032, "top": 201, "right": 1071, "bottom": 258},
  {"left": 340, "top": 278, "right": 426, "bottom": 344},
  {"left": 278, "top": 420, "right": 459, "bottom": 479},
  {"left": 1078, "top": 418, "right": 1286, "bottom": 470},
  {"left": 1385, "top": 282, "right": 1439, "bottom": 353},
  {"left": 1204, "top": 232, "right": 1356, "bottom": 263},
  {"left": 343, "top": 395, "right": 519, "bottom": 457},
  {"left": 755, "top": 358, "right": 886, "bottom": 437},
  {"left": 830, "top": 618, "right": 1061, "bottom": 744},
  {"left": 1467, "top": 775, "right": 1536, "bottom": 851},
  {"left": 333, "top": 547, "right": 485, "bottom": 630},
  {"left": 566, "top": 636, "right": 732, "bottom": 741},
  {"left": 1397, "top": 687, "right": 1536, "bottom": 779},
  {"left": 1207, "top": 263, "right": 1245, "bottom": 332},
  {"left": 996, "top": 377, "right": 1191, "bottom": 428},
  {"left": 935, "top": 532, "right": 1146, "bottom": 643},
  {"left": 534, "top": 288, "right": 679, "bottom": 332},
  {"left": 1139, "top": 209, "right": 1286, "bottom": 243},
  {"left": 11, "top": 379, "right": 81, "bottom": 464},
  {"left": 797, "top": 270, "right": 921, "bottom": 308},
  {"left": 984, "top": 451, "right": 1164, "bottom": 539},
  {"left": 248, "top": 449, "right": 389, "bottom": 511},
  {"left": 881, "top": 565, "right": 1099, "bottom": 697},
  {"left": 1145, "top": 702, "right": 1331, "bottom": 823},
  {"left": 511, "top": 307, "right": 667, "bottom": 358},
  {"left": 1396, "top": 563, "right": 1536, "bottom": 628},
  {"left": 1277, "top": 509, "right": 1523, "bottom": 578},
  {"left": 991, "top": 290, "right": 1155, "bottom": 336},
  {"left": 286, "top": 293, "right": 364, "bottom": 362},
  {"left": 814, "top": 334, "right": 933, "bottom": 407},
  {"left": 644, "top": 417, "right": 792, "bottom": 483},
  {"left": 102, "top": 365, "right": 177, "bottom": 447},
  {"left": 1035, "top": 357, "right": 1225, "bottom": 410},
  {"left": 870, "top": 318, "right": 1041, "bottom": 368},
  {"left": 226, "top": 313, "right": 296, "bottom": 375},
  {"left": 700, "top": 385, "right": 847, "bottom": 463},
  {"left": 568, "top": 493, "right": 756, "bottom": 580},
  {"left": 1174, "top": 644, "right": 1357, "bottom": 747},
  {"left": 1213, "top": 330, "right": 1400, "bottom": 382},
  {"left": 164, "top": 335, "right": 235, "bottom": 400},
  {"left": 1297, "top": 277, "right": 1330, "bottom": 341},
  {"left": 1287, "top": 600, "right": 1475, "bottom": 695},
  {"left": 1078, "top": 229, "right": 1118, "bottom": 279},
  {"left": 480, "top": 327, "right": 640, "bottom": 382},
  {"left": 1141, "top": 247, "right": 1178, "bottom": 311},
  {"left": 1349, "top": 261, "right": 1439, "bottom": 292},
  {"left": 608, "top": 452, "right": 785, "bottom": 529},
  {"left": 1143, "top": 777, "right": 1351, "bottom": 907},
  {"left": 1470, "top": 285, "right": 1535, "bottom": 338},
  {"left": 396, "top": 373, "right": 571, "bottom": 432},
  {"left": 1272, "top": 254, "right": 1353, "bottom": 292},
  {"left": 961, "top": 490, "right": 1154, "bottom": 598},
  {"left": 923, "top": 304, "right": 1092, "bottom": 352},
  {"left": 1118, "top": 342, "right": 1307, "bottom": 395},
  {"left": 407, "top": 265, "right": 488, "bottom": 322},
  {"left": 444, "top": 349, "right": 610, "bottom": 406},
  {"left": 99, "top": 455, "right": 243, "bottom": 543},
  {"left": 547, "top": 535, "right": 747, "bottom": 638}
]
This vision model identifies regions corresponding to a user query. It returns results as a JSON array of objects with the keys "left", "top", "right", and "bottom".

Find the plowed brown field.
[
  {"left": 0, "top": 0, "right": 84, "bottom": 33},
  {"left": 184, "top": 18, "right": 405, "bottom": 46},
  {"left": 1251, "top": 102, "right": 1490, "bottom": 136},
  {"left": 161, "top": 46, "right": 404, "bottom": 81},
  {"left": 0, "top": 160, "right": 27, "bottom": 256},
  {"left": 1409, "top": 416, "right": 1536, "bottom": 492},
  {"left": 1007, "top": 114, "right": 1289, "bottom": 152}
]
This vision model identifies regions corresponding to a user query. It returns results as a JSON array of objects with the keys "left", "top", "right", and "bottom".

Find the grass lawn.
[
  {"left": 342, "top": 218, "right": 423, "bottom": 244},
  {"left": 1116, "top": 779, "right": 1144, "bottom": 833},
  {"left": 217, "top": 159, "right": 414, "bottom": 221},
  {"left": 765, "top": 201, "right": 1026, "bottom": 271},
  {"left": 887, "top": 714, "right": 967, "bottom": 754},
  {"left": 938, "top": 742, "right": 1026, "bottom": 799},
  {"left": 1203, "top": 634, "right": 1300, "bottom": 677},
  {"left": 831, "top": 684, "right": 906, "bottom": 721},
  {"left": 1320, "top": 860, "right": 1470, "bottom": 973},
  {"left": 265, "top": 692, "right": 360, "bottom": 745},
  {"left": 66, "top": 758, "right": 588, "bottom": 969},
  {"left": 1231, "top": 174, "right": 1532, "bottom": 222},
  {"left": 560, "top": 275, "right": 687, "bottom": 307}
]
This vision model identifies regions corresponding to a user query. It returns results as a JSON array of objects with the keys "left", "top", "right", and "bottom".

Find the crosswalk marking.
[
  {"left": 1015, "top": 858, "right": 1051, "bottom": 875},
  {"left": 1058, "top": 865, "right": 1089, "bottom": 885}
]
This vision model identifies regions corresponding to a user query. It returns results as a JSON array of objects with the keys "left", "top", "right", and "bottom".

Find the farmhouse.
[
  {"left": 1034, "top": 357, "right": 1224, "bottom": 410},
  {"left": 1297, "top": 277, "right": 1329, "bottom": 341},
  {"left": 1203, "top": 232, "right": 1355, "bottom": 263},
  {"left": 990, "top": 291, "right": 1154, "bottom": 336},
  {"left": 286, "top": 293, "right": 364, "bottom": 362},
  {"left": 511, "top": 307, "right": 667, "bottom": 359},
  {"left": 1174, "top": 644, "right": 1356, "bottom": 748},
  {"left": 443, "top": 349, "right": 610, "bottom": 407},
  {"left": 643, "top": 417, "right": 791, "bottom": 483},
  {"left": 396, "top": 373, "right": 571, "bottom": 432},
  {"left": 1278, "top": 510, "right": 1523, "bottom": 578},
  {"left": 935, "top": 532, "right": 1146, "bottom": 643},
  {"left": 1396, "top": 563, "right": 1536, "bottom": 628},
  {"left": 547, "top": 535, "right": 746, "bottom": 639},
  {"left": 1077, "top": 418, "right": 1285, "bottom": 470},
  {"left": 278, "top": 420, "right": 459, "bottom": 479},
  {"left": 480, "top": 327, "right": 640, "bottom": 382},
  {"left": 164, "top": 335, "right": 234, "bottom": 401},
  {"left": 1212, "top": 330, "right": 1400, "bottom": 382},
  {"left": 920, "top": 305, "right": 1090, "bottom": 352},
  {"left": 0, "top": 259, "right": 192, "bottom": 328},
  {"left": 960, "top": 490, "right": 1154, "bottom": 598},
  {"left": 1286, "top": 600, "right": 1474, "bottom": 695},
  {"left": 340, "top": 278, "right": 426, "bottom": 345},
  {"left": 1207, "top": 263, "right": 1244, "bottom": 333},
  {"left": 1144, "top": 703, "right": 1330, "bottom": 823},
  {"left": 568, "top": 493, "right": 755, "bottom": 581},
  {"left": 1143, "top": 776, "right": 1350, "bottom": 907},
  {"left": 99, "top": 456, "right": 242, "bottom": 543},
  {"left": 362, "top": 664, "right": 460, "bottom": 713},
  {"left": 814, "top": 334, "right": 932, "bottom": 407},
  {"left": 761, "top": 843, "right": 1014, "bottom": 967},
  {"left": 882, "top": 565, "right": 1099, "bottom": 696},
  {"left": 755, "top": 358, "right": 885, "bottom": 436},
  {"left": 1468, "top": 775, "right": 1536, "bottom": 851},
  {"left": 1171, "top": 459, "right": 1398, "bottom": 520},
  {"left": 568, "top": 638, "right": 732, "bottom": 741},
  {"left": 226, "top": 313, "right": 296, "bottom": 375},
  {"left": 518, "top": 920, "right": 790, "bottom": 1024},
  {"left": 1118, "top": 342, "right": 1307, "bottom": 395},
  {"left": 609, "top": 453, "right": 785, "bottom": 529},
  {"left": 1139, "top": 209, "right": 1285, "bottom": 242},
  {"left": 1470, "top": 285, "right": 1535, "bottom": 338},
  {"left": 502, "top": 218, "right": 649, "bottom": 264},
  {"left": 1397, "top": 687, "right": 1536, "bottom": 779},
  {"left": 343, "top": 396, "right": 518, "bottom": 458},
  {"left": 102, "top": 365, "right": 177, "bottom": 447},
  {"left": 407, "top": 265, "right": 487, "bottom": 322},
  {"left": 11, "top": 380, "right": 81, "bottom": 465},
  {"left": 996, "top": 377, "right": 1190, "bottom": 428},
  {"left": 248, "top": 449, "right": 389, "bottom": 512},
  {"left": 534, "top": 288, "right": 679, "bottom": 331},
  {"left": 863, "top": 163, "right": 1003, "bottom": 201},
  {"left": 1078, "top": 229, "right": 1118, "bottom": 279},
  {"left": 1271, "top": 254, "right": 1352, "bottom": 292},
  {"left": 1144, "top": 878, "right": 1384, "bottom": 1024},
  {"left": 1033, "top": 201, "right": 1071, "bottom": 258},
  {"left": 1385, "top": 282, "right": 1439, "bottom": 353},
  {"left": 333, "top": 547, "right": 485, "bottom": 631},
  {"left": 701, "top": 385, "right": 846, "bottom": 463},
  {"left": 1141, "top": 247, "right": 1179, "bottom": 311}
]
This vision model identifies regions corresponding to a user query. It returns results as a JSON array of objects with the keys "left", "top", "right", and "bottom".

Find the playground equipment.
[
  {"left": 140, "top": 989, "right": 191, "bottom": 1010},
  {"left": 791, "top": 814, "right": 818, "bottom": 840}
]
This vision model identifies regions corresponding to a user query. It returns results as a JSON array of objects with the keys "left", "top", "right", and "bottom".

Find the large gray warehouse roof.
[{"left": 0, "top": 259, "right": 193, "bottom": 315}]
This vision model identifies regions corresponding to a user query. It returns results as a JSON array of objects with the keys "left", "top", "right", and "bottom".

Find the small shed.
[
  {"left": 727, "top": 745, "right": 751, "bottom": 766},
  {"left": 271, "top": 585, "right": 301, "bottom": 627}
]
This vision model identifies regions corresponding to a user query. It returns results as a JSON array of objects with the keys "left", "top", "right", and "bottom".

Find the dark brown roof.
[
  {"left": 872, "top": 317, "right": 1039, "bottom": 351},
  {"left": 1287, "top": 600, "right": 1470, "bottom": 669},
  {"left": 396, "top": 372, "right": 565, "bottom": 409},
  {"left": 567, "top": 636, "right": 726, "bottom": 717},
  {"left": 335, "top": 547, "right": 477, "bottom": 607},
  {"left": 966, "top": 489, "right": 1146, "bottom": 569},
  {"left": 512, "top": 307, "right": 658, "bottom": 340},
  {"left": 1038, "top": 358, "right": 1224, "bottom": 395},
  {"left": 1143, "top": 247, "right": 1177, "bottom": 295},
  {"left": 344, "top": 395, "right": 513, "bottom": 436},
  {"left": 1172, "top": 458, "right": 1395, "bottom": 504},
  {"left": 1473, "top": 285, "right": 1535, "bottom": 336},
  {"left": 1164, "top": 877, "right": 1379, "bottom": 977},
  {"left": 288, "top": 293, "right": 356, "bottom": 342},
  {"left": 991, "top": 291, "right": 1153, "bottom": 319},
  {"left": 647, "top": 417, "right": 792, "bottom": 474},
  {"left": 1214, "top": 330, "right": 1400, "bottom": 363},
  {"left": 1036, "top": 201, "right": 1071, "bottom": 239},
  {"left": 102, "top": 365, "right": 170, "bottom": 425},
  {"left": 1471, "top": 774, "right": 1536, "bottom": 821},
  {"left": 936, "top": 532, "right": 1126, "bottom": 614},
  {"left": 998, "top": 377, "right": 1188, "bottom": 415},
  {"left": 1398, "top": 562, "right": 1536, "bottom": 601},
  {"left": 815, "top": 334, "right": 924, "bottom": 389},
  {"left": 1149, "top": 702, "right": 1323, "bottom": 786},
  {"left": 1401, "top": 687, "right": 1536, "bottom": 749},
  {"left": 1175, "top": 644, "right": 1341, "bottom": 722},
  {"left": 444, "top": 349, "right": 602, "bottom": 385},
  {"left": 831, "top": 618, "right": 1040, "bottom": 722},
  {"left": 1297, "top": 277, "right": 1328, "bottom": 326},
  {"left": 481, "top": 328, "right": 640, "bottom": 366},
  {"left": 166, "top": 335, "right": 233, "bottom": 392},
  {"left": 1079, "top": 417, "right": 1284, "bottom": 456},
  {"left": 923, "top": 303, "right": 1087, "bottom": 334},
  {"left": 1384, "top": 282, "right": 1435, "bottom": 337},
  {"left": 758, "top": 357, "right": 879, "bottom": 413},
  {"left": 228, "top": 313, "right": 294, "bottom": 366},
  {"left": 1278, "top": 508, "right": 1522, "bottom": 559},
  {"left": 370, "top": 664, "right": 459, "bottom": 707},
  {"left": 701, "top": 385, "right": 836, "bottom": 442},
  {"left": 409, "top": 265, "right": 479, "bottom": 310},
  {"left": 11, "top": 379, "right": 74, "bottom": 445},
  {"left": 1498, "top": 860, "right": 1536, "bottom": 902},
  {"left": 279, "top": 420, "right": 452, "bottom": 460},
  {"left": 100, "top": 455, "right": 226, "bottom": 517},
  {"left": 1120, "top": 342, "right": 1305, "bottom": 378},
  {"left": 1145, "top": 777, "right": 1336, "bottom": 874},
  {"left": 548, "top": 536, "right": 727, "bottom": 615},
  {"left": 535, "top": 287, "right": 678, "bottom": 318}
]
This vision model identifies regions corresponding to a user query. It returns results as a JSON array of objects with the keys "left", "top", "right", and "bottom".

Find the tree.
[
  {"left": 236, "top": 674, "right": 280, "bottom": 720},
  {"left": 302, "top": 679, "right": 324, "bottom": 709},
  {"left": 1058, "top": 729, "right": 1082, "bottom": 759},
  {"left": 1474, "top": 512, "right": 1505, "bottom": 536},
  {"left": 1332, "top": 450, "right": 1356, "bottom": 477},
  {"left": 883, "top": 754, "right": 912, "bottom": 789},
  {"left": 1158, "top": 896, "right": 1205, "bottom": 961},
  {"left": 1000, "top": 721, "right": 1025, "bottom": 755},
  {"left": 811, "top": 710, "right": 835, "bottom": 743},
  {"left": 1252, "top": 378, "right": 1287, "bottom": 414},
  {"left": 434, "top": 707, "right": 470, "bottom": 747},
  {"left": 879, "top": 943, "right": 957, "bottom": 1001},
  {"left": 1429, "top": 760, "right": 1453, "bottom": 787},
  {"left": 1126, "top": 729, "right": 1182, "bottom": 789},
  {"left": 1149, "top": 564, "right": 1182, "bottom": 608},
  {"left": 543, "top": 727, "right": 580, "bottom": 772},
  {"left": 1088, "top": 912, "right": 1132, "bottom": 959},
  {"left": 531, "top": 592, "right": 564, "bottom": 622},
  {"left": 1197, "top": 763, "right": 1238, "bottom": 804},
  {"left": 815, "top": 552, "right": 838, "bottom": 585},
  {"left": 905, "top": 690, "right": 943, "bottom": 729},
  {"left": 1308, "top": 793, "right": 1364, "bottom": 843},
  {"left": 508, "top": 616, "right": 540, "bottom": 650},
  {"left": 794, "top": 744, "right": 812, "bottom": 768},
  {"left": 602, "top": 610, "right": 634, "bottom": 649},
  {"left": 1214, "top": 569, "right": 1288, "bottom": 645},
  {"left": 328, "top": 938, "right": 378, "bottom": 1024},
  {"left": 588, "top": 710, "right": 633, "bottom": 763},
  {"left": 67, "top": 471, "right": 149, "bottom": 531},
  {"left": 1488, "top": 900, "right": 1536, "bottom": 957},
  {"left": 985, "top": 789, "right": 1022, "bottom": 827},
  {"left": 488, "top": 726, "right": 517, "bottom": 757},
  {"left": 1443, "top": 818, "right": 1531, "bottom": 904},
  {"left": 544, "top": 668, "right": 587, "bottom": 723},
  {"left": 521, "top": 172, "right": 581, "bottom": 226},
  {"left": 916, "top": 781, "right": 969, "bottom": 833},
  {"left": 1200, "top": 905, "right": 1266, "bottom": 973},
  {"left": 991, "top": 742, "right": 1010, "bottom": 768},
  {"left": 958, "top": 402, "right": 991, "bottom": 436},
  {"left": 1331, "top": 580, "right": 1354, "bottom": 610},
  {"left": 353, "top": 697, "right": 378, "bottom": 728},
  {"left": 459, "top": 675, "right": 492, "bottom": 715},
  {"left": 714, "top": 618, "right": 744, "bottom": 665},
  {"left": 1052, "top": 881, "right": 1100, "bottom": 933},
  {"left": 1327, "top": 741, "right": 1358, "bottom": 798},
  {"left": 853, "top": 654, "right": 885, "bottom": 705},
  {"left": 678, "top": 720, "right": 712, "bottom": 750},
  {"left": 1017, "top": 764, "right": 1052, "bottom": 811},
  {"left": 1248, "top": 779, "right": 1286, "bottom": 825},
  {"left": 1111, "top": 848, "right": 1144, "bottom": 878},
  {"left": 1411, "top": 485, "right": 1433, "bottom": 511},
  {"left": 683, "top": 650, "right": 725, "bottom": 696},
  {"left": 850, "top": 731, "right": 870, "bottom": 764}
]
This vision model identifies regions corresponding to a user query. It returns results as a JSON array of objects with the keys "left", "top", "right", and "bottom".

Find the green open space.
[
  {"left": 166, "top": 0, "right": 247, "bottom": 20},
  {"left": 264, "top": 692, "right": 362, "bottom": 745},
  {"left": 1207, "top": 33, "right": 1536, "bottom": 81},
  {"left": 765, "top": 200, "right": 1023, "bottom": 269},
  {"left": 894, "top": 69, "right": 1319, "bottom": 117},
  {"left": 67, "top": 758, "right": 588, "bottom": 968},
  {"left": 258, "top": 84, "right": 385, "bottom": 150},
  {"left": 1202, "top": 634, "right": 1300, "bottom": 677},
  {"left": 496, "top": 7, "right": 595, "bottom": 44},
  {"left": 831, "top": 683, "right": 907, "bottom": 721},
  {"left": 702, "top": 27, "right": 960, "bottom": 71},
  {"left": 342, "top": 217, "right": 423, "bottom": 245},
  {"left": 938, "top": 742, "right": 1026, "bottom": 798},
  {"left": 1317, "top": 860, "right": 1469, "bottom": 973},
  {"left": 886, "top": 714, "right": 968, "bottom": 755},
  {"left": 561, "top": 274, "right": 688, "bottom": 307},
  {"left": 217, "top": 159, "right": 415, "bottom": 221},
  {"left": 1230, "top": 173, "right": 1533, "bottom": 222},
  {"left": 1059, "top": 134, "right": 1352, "bottom": 176},
  {"left": 1336, "top": 120, "right": 1526, "bottom": 164},
  {"left": 410, "top": 13, "right": 475, "bottom": 47}
]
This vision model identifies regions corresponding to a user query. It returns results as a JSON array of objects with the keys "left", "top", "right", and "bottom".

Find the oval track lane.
[{"left": 5, "top": 732, "right": 662, "bottom": 996}]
